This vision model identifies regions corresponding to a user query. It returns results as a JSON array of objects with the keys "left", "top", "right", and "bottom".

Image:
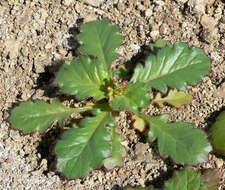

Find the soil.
[{"left": 0, "top": 0, "right": 225, "bottom": 190}]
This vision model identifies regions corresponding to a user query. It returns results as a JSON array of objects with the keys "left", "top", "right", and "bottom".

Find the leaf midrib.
[
  {"left": 94, "top": 26, "right": 110, "bottom": 72},
  {"left": 144, "top": 63, "right": 192, "bottom": 85},
  {"left": 69, "top": 64, "right": 103, "bottom": 89},
  {"left": 22, "top": 106, "right": 92, "bottom": 119},
  {"left": 142, "top": 46, "right": 200, "bottom": 85},
  {"left": 73, "top": 111, "right": 110, "bottom": 165}
]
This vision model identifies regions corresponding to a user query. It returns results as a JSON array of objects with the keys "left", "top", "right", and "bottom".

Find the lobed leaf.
[
  {"left": 153, "top": 90, "right": 192, "bottom": 108},
  {"left": 103, "top": 125, "right": 126, "bottom": 170},
  {"left": 165, "top": 168, "right": 206, "bottom": 190},
  {"left": 143, "top": 114, "right": 212, "bottom": 165},
  {"left": 131, "top": 42, "right": 210, "bottom": 92},
  {"left": 132, "top": 115, "right": 147, "bottom": 132},
  {"left": 78, "top": 20, "right": 123, "bottom": 72},
  {"left": 10, "top": 101, "right": 91, "bottom": 134},
  {"left": 55, "top": 108, "right": 114, "bottom": 179},
  {"left": 110, "top": 82, "right": 150, "bottom": 114},
  {"left": 55, "top": 56, "right": 111, "bottom": 100},
  {"left": 211, "top": 111, "right": 225, "bottom": 156}
]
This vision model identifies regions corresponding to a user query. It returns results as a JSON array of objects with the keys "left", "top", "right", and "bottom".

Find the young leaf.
[
  {"left": 113, "top": 65, "right": 129, "bottom": 81},
  {"left": 153, "top": 90, "right": 192, "bottom": 108},
  {"left": 78, "top": 20, "right": 123, "bottom": 72},
  {"left": 124, "top": 186, "right": 154, "bottom": 190},
  {"left": 142, "top": 114, "right": 212, "bottom": 165},
  {"left": 165, "top": 168, "right": 206, "bottom": 190},
  {"left": 10, "top": 101, "right": 92, "bottom": 134},
  {"left": 132, "top": 115, "right": 147, "bottom": 132},
  {"left": 211, "top": 111, "right": 225, "bottom": 156},
  {"left": 131, "top": 42, "right": 210, "bottom": 92},
  {"left": 55, "top": 108, "right": 113, "bottom": 179},
  {"left": 110, "top": 82, "right": 150, "bottom": 114},
  {"left": 55, "top": 56, "right": 110, "bottom": 100},
  {"left": 103, "top": 125, "right": 126, "bottom": 170}
]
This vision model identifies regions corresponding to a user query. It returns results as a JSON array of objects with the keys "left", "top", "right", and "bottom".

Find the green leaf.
[
  {"left": 165, "top": 168, "right": 206, "bottom": 190},
  {"left": 55, "top": 56, "right": 111, "bottom": 100},
  {"left": 150, "top": 39, "right": 172, "bottom": 52},
  {"left": 132, "top": 115, "right": 147, "bottom": 132},
  {"left": 55, "top": 109, "right": 113, "bottom": 178},
  {"left": 10, "top": 101, "right": 91, "bottom": 134},
  {"left": 148, "top": 114, "right": 170, "bottom": 142},
  {"left": 131, "top": 42, "right": 210, "bottom": 92},
  {"left": 153, "top": 90, "right": 192, "bottom": 107},
  {"left": 110, "top": 82, "right": 150, "bottom": 114},
  {"left": 143, "top": 114, "right": 212, "bottom": 165},
  {"left": 103, "top": 126, "right": 126, "bottom": 170},
  {"left": 78, "top": 20, "right": 123, "bottom": 72},
  {"left": 211, "top": 111, "right": 225, "bottom": 156},
  {"left": 124, "top": 186, "right": 154, "bottom": 190}
]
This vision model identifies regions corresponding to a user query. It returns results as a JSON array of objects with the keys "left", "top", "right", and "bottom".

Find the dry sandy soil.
[{"left": 0, "top": 0, "right": 225, "bottom": 189}]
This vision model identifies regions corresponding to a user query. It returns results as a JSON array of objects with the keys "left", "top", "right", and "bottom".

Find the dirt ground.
[{"left": 0, "top": 0, "right": 225, "bottom": 189}]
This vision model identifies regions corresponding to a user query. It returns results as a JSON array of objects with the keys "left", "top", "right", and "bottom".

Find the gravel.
[{"left": 0, "top": 0, "right": 225, "bottom": 189}]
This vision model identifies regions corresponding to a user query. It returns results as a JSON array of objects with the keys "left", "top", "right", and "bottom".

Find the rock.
[
  {"left": 200, "top": 15, "right": 217, "bottom": 31},
  {"left": 129, "top": 44, "right": 140, "bottom": 52},
  {"left": 189, "top": 0, "right": 215, "bottom": 6},
  {"left": 188, "top": 0, "right": 215, "bottom": 13},
  {"left": 145, "top": 8, "right": 153, "bottom": 18},
  {"left": 215, "top": 158, "right": 224, "bottom": 168},
  {"left": 205, "top": 0, "right": 215, "bottom": 5},
  {"left": 83, "top": 14, "right": 98, "bottom": 23},
  {"left": 45, "top": 43, "right": 52, "bottom": 49},
  {"left": 138, "top": 178, "right": 145, "bottom": 187},
  {"left": 176, "top": 0, "right": 188, "bottom": 3},
  {"left": 9, "top": 130, "right": 20, "bottom": 141},
  {"left": 4, "top": 39, "right": 20, "bottom": 59},
  {"left": 159, "top": 23, "right": 170, "bottom": 35},
  {"left": 18, "top": 8, "right": 32, "bottom": 25},
  {"left": 217, "top": 82, "right": 225, "bottom": 98},
  {"left": 62, "top": 0, "right": 74, "bottom": 6},
  {"left": 135, "top": 143, "right": 149, "bottom": 161},
  {"left": 83, "top": 0, "right": 104, "bottom": 7},
  {"left": 150, "top": 30, "right": 159, "bottom": 40}
]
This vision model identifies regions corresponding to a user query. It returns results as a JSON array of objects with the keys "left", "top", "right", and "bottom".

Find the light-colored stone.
[
  {"left": 200, "top": 15, "right": 217, "bottom": 31},
  {"left": 214, "top": 157, "right": 224, "bottom": 168},
  {"left": 176, "top": 0, "right": 188, "bottom": 3},
  {"left": 4, "top": 39, "right": 20, "bottom": 59},
  {"left": 150, "top": 30, "right": 159, "bottom": 39},
  {"left": 159, "top": 23, "right": 170, "bottom": 35},
  {"left": 145, "top": 8, "right": 153, "bottom": 17},
  {"left": 63, "top": 0, "right": 74, "bottom": 6},
  {"left": 188, "top": 0, "right": 215, "bottom": 13},
  {"left": 189, "top": 0, "right": 215, "bottom": 6},
  {"left": 83, "top": 0, "right": 104, "bottom": 7},
  {"left": 217, "top": 82, "right": 225, "bottom": 98},
  {"left": 83, "top": 14, "right": 98, "bottom": 23}
]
